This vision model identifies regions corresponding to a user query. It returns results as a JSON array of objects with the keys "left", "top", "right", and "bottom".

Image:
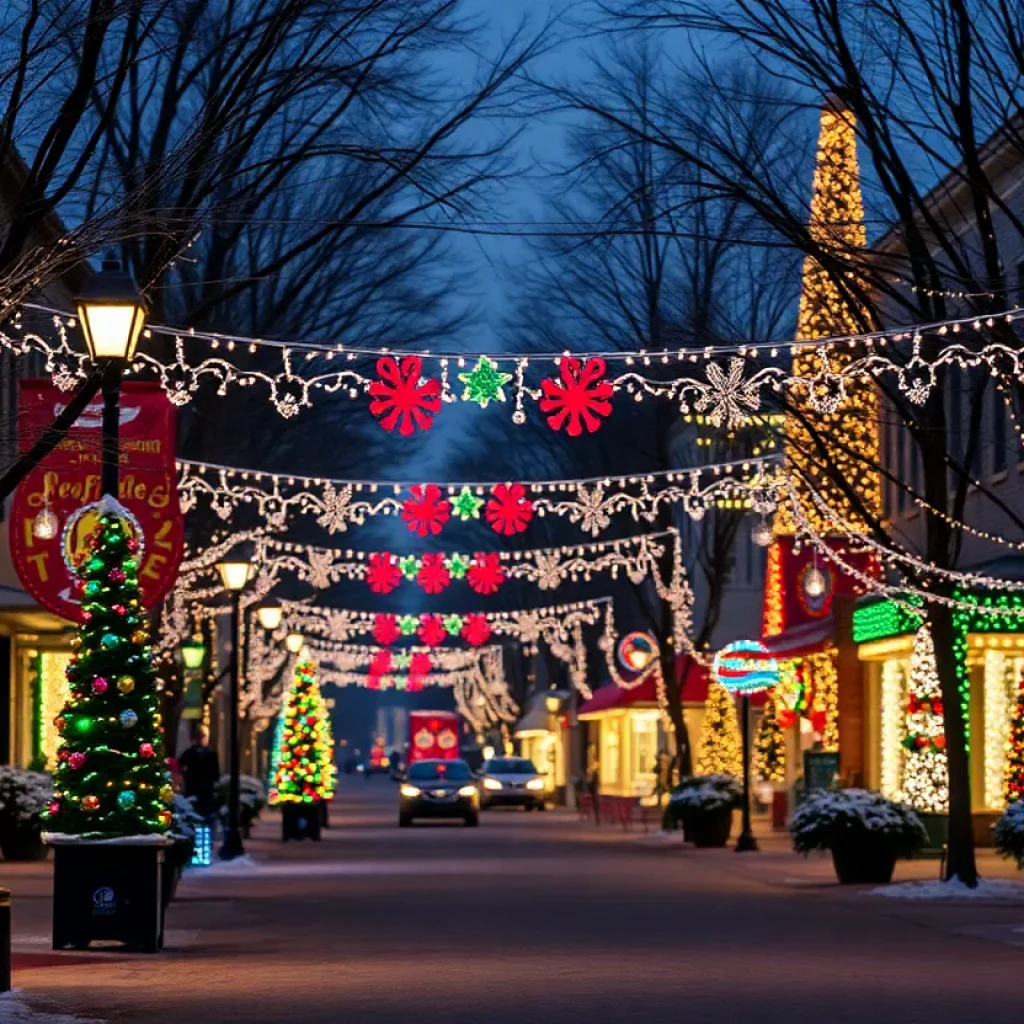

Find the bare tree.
[
  {"left": 576, "top": 0, "right": 1024, "bottom": 885},
  {"left": 447, "top": 40, "right": 799, "bottom": 772}
]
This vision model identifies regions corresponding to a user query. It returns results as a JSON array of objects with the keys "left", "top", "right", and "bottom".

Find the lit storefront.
[
  {"left": 515, "top": 690, "right": 569, "bottom": 796},
  {"left": 578, "top": 661, "right": 708, "bottom": 799},
  {"left": 854, "top": 592, "right": 1024, "bottom": 837}
]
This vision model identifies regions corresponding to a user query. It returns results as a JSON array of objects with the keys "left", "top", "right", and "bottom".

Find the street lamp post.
[
  {"left": 75, "top": 257, "right": 147, "bottom": 497},
  {"left": 216, "top": 556, "right": 256, "bottom": 860},
  {"left": 734, "top": 694, "right": 759, "bottom": 853}
]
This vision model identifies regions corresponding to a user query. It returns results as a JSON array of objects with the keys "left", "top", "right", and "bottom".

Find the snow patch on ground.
[
  {"left": 868, "top": 878, "right": 1024, "bottom": 901},
  {"left": 0, "top": 992, "right": 99, "bottom": 1023},
  {"left": 183, "top": 854, "right": 259, "bottom": 875}
]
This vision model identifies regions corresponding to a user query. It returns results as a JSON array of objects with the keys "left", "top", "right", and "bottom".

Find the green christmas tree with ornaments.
[
  {"left": 45, "top": 500, "right": 173, "bottom": 838},
  {"left": 269, "top": 657, "right": 335, "bottom": 805}
]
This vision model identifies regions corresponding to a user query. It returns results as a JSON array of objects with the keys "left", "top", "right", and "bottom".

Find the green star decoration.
[
  {"left": 443, "top": 614, "right": 465, "bottom": 636},
  {"left": 452, "top": 486, "right": 484, "bottom": 520},
  {"left": 399, "top": 555, "right": 420, "bottom": 580},
  {"left": 446, "top": 554, "right": 470, "bottom": 579},
  {"left": 394, "top": 652, "right": 412, "bottom": 670},
  {"left": 458, "top": 356, "right": 512, "bottom": 408},
  {"left": 398, "top": 614, "right": 419, "bottom": 635}
]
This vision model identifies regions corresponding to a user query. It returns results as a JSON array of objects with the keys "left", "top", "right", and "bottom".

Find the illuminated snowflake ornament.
[{"left": 694, "top": 358, "right": 760, "bottom": 429}]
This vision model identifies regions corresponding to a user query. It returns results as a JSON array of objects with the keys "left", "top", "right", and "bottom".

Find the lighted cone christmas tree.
[
  {"left": 1004, "top": 672, "right": 1024, "bottom": 805},
  {"left": 696, "top": 681, "right": 743, "bottom": 778},
  {"left": 46, "top": 501, "right": 173, "bottom": 837},
  {"left": 269, "top": 658, "right": 335, "bottom": 805},
  {"left": 754, "top": 691, "right": 786, "bottom": 784},
  {"left": 902, "top": 624, "right": 948, "bottom": 813}
]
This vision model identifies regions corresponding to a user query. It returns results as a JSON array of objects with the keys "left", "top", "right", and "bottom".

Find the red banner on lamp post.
[{"left": 10, "top": 380, "right": 184, "bottom": 622}]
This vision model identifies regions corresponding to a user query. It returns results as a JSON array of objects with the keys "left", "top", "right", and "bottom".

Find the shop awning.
[
  {"left": 514, "top": 690, "right": 571, "bottom": 737},
  {"left": 761, "top": 617, "right": 834, "bottom": 660},
  {"left": 578, "top": 661, "right": 710, "bottom": 719}
]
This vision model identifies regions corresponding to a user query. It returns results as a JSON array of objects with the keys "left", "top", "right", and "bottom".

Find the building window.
[{"left": 599, "top": 721, "right": 620, "bottom": 787}]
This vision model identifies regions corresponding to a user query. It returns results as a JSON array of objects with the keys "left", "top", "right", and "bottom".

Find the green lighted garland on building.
[{"left": 852, "top": 590, "right": 1024, "bottom": 747}]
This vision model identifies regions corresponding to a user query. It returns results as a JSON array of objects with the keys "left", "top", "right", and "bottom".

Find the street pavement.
[{"left": 10, "top": 777, "right": 1024, "bottom": 1023}]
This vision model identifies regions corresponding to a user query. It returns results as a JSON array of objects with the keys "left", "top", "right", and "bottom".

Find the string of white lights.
[
  {"left": 21, "top": 300, "right": 1024, "bottom": 361},
  {"left": 178, "top": 458, "right": 781, "bottom": 537},
  {"left": 13, "top": 307, "right": 1024, "bottom": 425}
]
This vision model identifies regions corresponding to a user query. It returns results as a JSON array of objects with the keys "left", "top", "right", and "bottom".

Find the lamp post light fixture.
[
  {"left": 214, "top": 553, "right": 255, "bottom": 861},
  {"left": 74, "top": 257, "right": 147, "bottom": 497},
  {"left": 181, "top": 640, "right": 207, "bottom": 672},
  {"left": 285, "top": 631, "right": 304, "bottom": 655},
  {"left": 254, "top": 598, "right": 283, "bottom": 631}
]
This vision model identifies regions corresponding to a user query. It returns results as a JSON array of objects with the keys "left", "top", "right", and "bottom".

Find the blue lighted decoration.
[
  {"left": 617, "top": 631, "right": 659, "bottom": 672},
  {"left": 712, "top": 640, "right": 779, "bottom": 695},
  {"left": 190, "top": 824, "right": 213, "bottom": 867}
]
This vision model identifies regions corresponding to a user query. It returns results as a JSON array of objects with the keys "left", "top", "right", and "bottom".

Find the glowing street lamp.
[
  {"left": 254, "top": 598, "right": 283, "bottom": 631},
  {"left": 215, "top": 551, "right": 255, "bottom": 861},
  {"left": 74, "top": 257, "right": 147, "bottom": 498},
  {"left": 285, "top": 631, "right": 304, "bottom": 654},
  {"left": 181, "top": 640, "right": 207, "bottom": 671}
]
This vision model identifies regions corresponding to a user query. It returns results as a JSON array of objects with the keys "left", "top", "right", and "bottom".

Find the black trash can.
[{"left": 49, "top": 838, "right": 167, "bottom": 953}]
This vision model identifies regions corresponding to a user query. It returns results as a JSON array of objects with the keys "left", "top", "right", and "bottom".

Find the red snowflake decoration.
[
  {"left": 368, "top": 356, "right": 442, "bottom": 436},
  {"left": 461, "top": 613, "right": 492, "bottom": 647},
  {"left": 417, "top": 614, "right": 447, "bottom": 647},
  {"left": 369, "top": 650, "right": 393, "bottom": 676},
  {"left": 539, "top": 356, "right": 614, "bottom": 436},
  {"left": 416, "top": 553, "right": 451, "bottom": 594},
  {"left": 366, "top": 673, "right": 382, "bottom": 691},
  {"left": 366, "top": 552, "right": 401, "bottom": 594},
  {"left": 485, "top": 483, "right": 533, "bottom": 536},
  {"left": 467, "top": 552, "right": 505, "bottom": 595},
  {"left": 372, "top": 613, "right": 400, "bottom": 646},
  {"left": 406, "top": 677, "right": 424, "bottom": 692},
  {"left": 409, "top": 652, "right": 433, "bottom": 677},
  {"left": 402, "top": 484, "right": 450, "bottom": 537}
]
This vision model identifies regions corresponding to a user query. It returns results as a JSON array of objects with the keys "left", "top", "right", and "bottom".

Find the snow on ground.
[
  {"left": 868, "top": 878, "right": 1024, "bottom": 901},
  {"left": 0, "top": 992, "right": 99, "bottom": 1023},
  {"left": 182, "top": 854, "right": 259, "bottom": 876}
]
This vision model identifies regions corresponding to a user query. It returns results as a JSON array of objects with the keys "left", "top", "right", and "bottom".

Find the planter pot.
[
  {"left": 49, "top": 839, "right": 168, "bottom": 952},
  {"left": 281, "top": 801, "right": 322, "bottom": 842},
  {"left": 831, "top": 845, "right": 898, "bottom": 885},
  {"left": 0, "top": 827, "right": 48, "bottom": 862},
  {"left": 685, "top": 807, "right": 733, "bottom": 848}
]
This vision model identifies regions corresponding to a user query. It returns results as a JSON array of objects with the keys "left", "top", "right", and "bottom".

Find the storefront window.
[
  {"left": 600, "top": 722, "right": 620, "bottom": 787},
  {"left": 631, "top": 715, "right": 658, "bottom": 795}
]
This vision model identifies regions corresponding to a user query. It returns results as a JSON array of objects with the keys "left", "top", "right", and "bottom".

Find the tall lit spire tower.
[{"left": 762, "top": 97, "right": 880, "bottom": 758}]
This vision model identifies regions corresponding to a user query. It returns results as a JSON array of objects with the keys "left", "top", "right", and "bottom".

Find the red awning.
[
  {"left": 761, "top": 617, "right": 834, "bottom": 660},
  {"left": 578, "top": 661, "right": 710, "bottom": 718}
]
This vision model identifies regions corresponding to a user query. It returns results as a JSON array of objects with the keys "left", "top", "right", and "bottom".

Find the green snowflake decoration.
[
  {"left": 458, "top": 356, "right": 512, "bottom": 408},
  {"left": 398, "top": 614, "right": 419, "bottom": 636},
  {"left": 446, "top": 554, "right": 470, "bottom": 579},
  {"left": 394, "top": 652, "right": 412, "bottom": 670},
  {"left": 443, "top": 614, "right": 465, "bottom": 636},
  {"left": 451, "top": 486, "right": 484, "bottom": 520},
  {"left": 399, "top": 555, "right": 420, "bottom": 580}
]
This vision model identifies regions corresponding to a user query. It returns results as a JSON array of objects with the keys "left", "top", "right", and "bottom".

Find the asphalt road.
[{"left": 16, "top": 777, "right": 1024, "bottom": 1024}]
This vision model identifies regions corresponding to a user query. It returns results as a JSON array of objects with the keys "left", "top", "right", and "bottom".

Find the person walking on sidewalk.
[{"left": 179, "top": 726, "right": 221, "bottom": 820}]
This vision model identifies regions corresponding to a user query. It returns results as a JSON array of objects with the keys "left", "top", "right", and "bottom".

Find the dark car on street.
[
  {"left": 479, "top": 757, "right": 549, "bottom": 811},
  {"left": 399, "top": 759, "right": 479, "bottom": 827}
]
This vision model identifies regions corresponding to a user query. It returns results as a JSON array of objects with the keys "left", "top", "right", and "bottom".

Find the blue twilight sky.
[{"left": 448, "top": 0, "right": 587, "bottom": 342}]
